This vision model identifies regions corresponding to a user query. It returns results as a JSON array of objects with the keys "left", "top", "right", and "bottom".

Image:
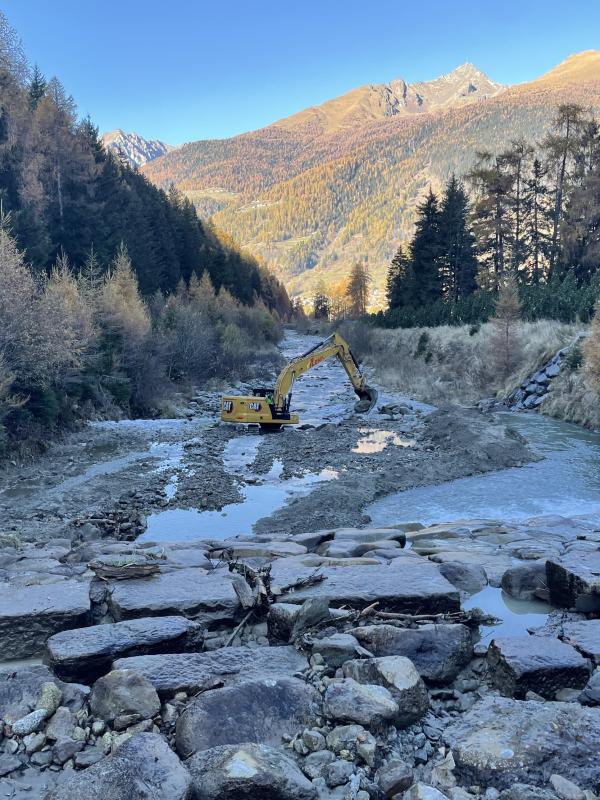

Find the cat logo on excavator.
[{"left": 220, "top": 332, "right": 377, "bottom": 431}]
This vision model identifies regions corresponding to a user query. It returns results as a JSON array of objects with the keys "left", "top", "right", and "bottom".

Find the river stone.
[
  {"left": 107, "top": 568, "right": 239, "bottom": 623},
  {"left": 376, "top": 759, "right": 414, "bottom": 796},
  {"left": 114, "top": 645, "right": 307, "bottom": 696},
  {"left": 549, "top": 775, "right": 585, "bottom": 800},
  {"left": 309, "top": 633, "right": 370, "bottom": 668},
  {"left": 438, "top": 561, "right": 487, "bottom": 595},
  {"left": 546, "top": 553, "right": 600, "bottom": 611},
  {"left": 579, "top": 670, "right": 600, "bottom": 705},
  {"left": 487, "top": 636, "right": 590, "bottom": 698},
  {"left": 352, "top": 624, "right": 473, "bottom": 684},
  {"left": 499, "top": 785, "right": 560, "bottom": 800},
  {"left": 89, "top": 670, "right": 160, "bottom": 724},
  {"left": 45, "top": 706, "right": 75, "bottom": 741},
  {"left": 561, "top": 620, "right": 600, "bottom": 664},
  {"left": 0, "top": 578, "right": 91, "bottom": 658},
  {"left": 323, "top": 678, "right": 398, "bottom": 726},
  {"left": 269, "top": 560, "right": 459, "bottom": 614},
  {"left": 175, "top": 677, "right": 321, "bottom": 758},
  {"left": 186, "top": 742, "right": 316, "bottom": 800},
  {"left": 0, "top": 665, "right": 88, "bottom": 723},
  {"left": 342, "top": 656, "right": 429, "bottom": 726},
  {"left": 44, "top": 732, "right": 192, "bottom": 800},
  {"left": 405, "top": 784, "right": 450, "bottom": 800},
  {"left": 36, "top": 681, "right": 62, "bottom": 717},
  {"left": 501, "top": 562, "right": 547, "bottom": 600},
  {"left": 11, "top": 708, "right": 47, "bottom": 735},
  {"left": 444, "top": 696, "right": 600, "bottom": 788},
  {"left": 45, "top": 615, "right": 202, "bottom": 681}
]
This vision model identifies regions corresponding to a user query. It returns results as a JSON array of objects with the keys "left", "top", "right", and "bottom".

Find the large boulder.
[
  {"left": 352, "top": 624, "right": 473, "bottom": 684},
  {"left": 342, "top": 656, "right": 428, "bottom": 726},
  {"left": 0, "top": 666, "right": 88, "bottom": 724},
  {"left": 323, "top": 678, "right": 398, "bottom": 727},
  {"left": 45, "top": 616, "right": 202, "bottom": 682},
  {"left": 107, "top": 568, "right": 239, "bottom": 623},
  {"left": 89, "top": 670, "right": 160, "bottom": 724},
  {"left": 0, "top": 579, "right": 90, "bottom": 659},
  {"left": 113, "top": 645, "right": 307, "bottom": 697},
  {"left": 546, "top": 553, "right": 600, "bottom": 611},
  {"left": 487, "top": 636, "right": 590, "bottom": 698},
  {"left": 186, "top": 742, "right": 316, "bottom": 800},
  {"left": 501, "top": 563, "right": 547, "bottom": 600},
  {"left": 175, "top": 677, "right": 321, "bottom": 758},
  {"left": 308, "top": 633, "right": 369, "bottom": 668},
  {"left": 44, "top": 732, "right": 192, "bottom": 800},
  {"left": 269, "top": 561, "right": 459, "bottom": 614},
  {"left": 444, "top": 697, "right": 600, "bottom": 789}
]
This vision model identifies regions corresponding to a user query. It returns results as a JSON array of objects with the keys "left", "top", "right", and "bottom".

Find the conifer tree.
[
  {"left": 28, "top": 64, "right": 46, "bottom": 109},
  {"left": 410, "top": 188, "right": 443, "bottom": 305},
  {"left": 489, "top": 273, "right": 523, "bottom": 380},
  {"left": 386, "top": 245, "right": 416, "bottom": 310},
  {"left": 438, "top": 175, "right": 478, "bottom": 301},
  {"left": 346, "top": 262, "right": 371, "bottom": 317}
]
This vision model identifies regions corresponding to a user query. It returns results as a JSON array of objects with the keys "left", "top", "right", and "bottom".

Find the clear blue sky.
[{"left": 3, "top": 0, "right": 600, "bottom": 144}]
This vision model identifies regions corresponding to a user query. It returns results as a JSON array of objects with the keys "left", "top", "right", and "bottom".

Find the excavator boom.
[{"left": 221, "top": 333, "right": 377, "bottom": 430}]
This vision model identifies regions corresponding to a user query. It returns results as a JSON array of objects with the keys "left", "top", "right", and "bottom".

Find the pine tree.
[
  {"left": 28, "top": 64, "right": 46, "bottom": 109},
  {"left": 346, "top": 262, "right": 371, "bottom": 317},
  {"left": 438, "top": 175, "right": 478, "bottom": 301},
  {"left": 312, "top": 282, "right": 330, "bottom": 320},
  {"left": 410, "top": 188, "right": 443, "bottom": 306},
  {"left": 386, "top": 245, "right": 416, "bottom": 310}
]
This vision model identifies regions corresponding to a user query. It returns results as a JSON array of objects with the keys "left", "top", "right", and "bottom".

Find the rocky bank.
[{"left": 1, "top": 511, "right": 600, "bottom": 799}]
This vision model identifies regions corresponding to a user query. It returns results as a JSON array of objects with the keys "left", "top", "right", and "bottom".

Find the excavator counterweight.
[{"left": 220, "top": 332, "right": 377, "bottom": 430}]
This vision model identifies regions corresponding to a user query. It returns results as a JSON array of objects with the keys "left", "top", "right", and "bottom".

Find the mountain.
[
  {"left": 102, "top": 129, "right": 174, "bottom": 168},
  {"left": 141, "top": 53, "right": 600, "bottom": 304}
]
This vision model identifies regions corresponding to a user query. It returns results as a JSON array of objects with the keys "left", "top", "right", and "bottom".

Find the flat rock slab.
[
  {"left": 45, "top": 616, "right": 202, "bottom": 682},
  {"left": 187, "top": 742, "right": 316, "bottom": 800},
  {"left": 44, "top": 732, "right": 191, "bottom": 800},
  {"left": 108, "top": 568, "right": 239, "bottom": 622},
  {"left": 270, "top": 561, "right": 459, "bottom": 614},
  {"left": 0, "top": 665, "right": 88, "bottom": 724},
  {"left": 114, "top": 645, "right": 307, "bottom": 697},
  {"left": 561, "top": 620, "right": 600, "bottom": 664},
  {"left": 547, "top": 552, "right": 600, "bottom": 611},
  {"left": 488, "top": 636, "right": 590, "bottom": 698},
  {"left": 352, "top": 624, "right": 473, "bottom": 684},
  {"left": 0, "top": 579, "right": 91, "bottom": 659},
  {"left": 176, "top": 677, "right": 322, "bottom": 758},
  {"left": 444, "top": 696, "right": 600, "bottom": 789}
]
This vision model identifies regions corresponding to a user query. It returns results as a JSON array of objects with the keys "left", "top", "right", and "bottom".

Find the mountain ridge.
[
  {"left": 141, "top": 51, "right": 600, "bottom": 303},
  {"left": 102, "top": 129, "right": 174, "bottom": 168}
]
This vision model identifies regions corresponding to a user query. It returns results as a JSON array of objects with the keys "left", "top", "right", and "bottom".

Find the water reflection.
[
  {"left": 353, "top": 429, "right": 416, "bottom": 454},
  {"left": 464, "top": 585, "right": 550, "bottom": 644}
]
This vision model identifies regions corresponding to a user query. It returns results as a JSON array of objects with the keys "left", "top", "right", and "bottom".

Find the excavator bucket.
[{"left": 354, "top": 385, "right": 378, "bottom": 414}]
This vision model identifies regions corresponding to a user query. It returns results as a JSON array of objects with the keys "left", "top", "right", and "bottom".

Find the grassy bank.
[{"left": 341, "top": 319, "right": 580, "bottom": 406}]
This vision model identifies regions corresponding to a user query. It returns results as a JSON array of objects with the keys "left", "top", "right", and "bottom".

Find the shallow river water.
[{"left": 366, "top": 412, "right": 600, "bottom": 526}]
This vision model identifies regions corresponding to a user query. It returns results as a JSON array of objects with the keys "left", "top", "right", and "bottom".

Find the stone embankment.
[{"left": 2, "top": 513, "right": 600, "bottom": 799}]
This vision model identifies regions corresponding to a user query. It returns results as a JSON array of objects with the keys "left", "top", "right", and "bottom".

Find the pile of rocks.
[{"left": 2, "top": 514, "right": 600, "bottom": 799}]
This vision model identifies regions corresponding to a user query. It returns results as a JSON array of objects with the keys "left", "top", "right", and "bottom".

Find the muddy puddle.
[
  {"left": 464, "top": 586, "right": 550, "bottom": 644},
  {"left": 140, "top": 434, "right": 339, "bottom": 542}
]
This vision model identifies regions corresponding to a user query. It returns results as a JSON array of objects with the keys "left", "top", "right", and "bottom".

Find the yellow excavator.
[{"left": 220, "top": 332, "right": 378, "bottom": 430}]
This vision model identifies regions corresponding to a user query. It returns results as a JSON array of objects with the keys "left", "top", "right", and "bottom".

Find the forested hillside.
[
  {"left": 0, "top": 13, "right": 290, "bottom": 454},
  {"left": 0, "top": 16, "right": 289, "bottom": 315},
  {"left": 142, "top": 52, "right": 600, "bottom": 304}
]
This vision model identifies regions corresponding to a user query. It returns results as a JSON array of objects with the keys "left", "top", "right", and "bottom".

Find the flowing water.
[{"left": 366, "top": 412, "right": 600, "bottom": 526}]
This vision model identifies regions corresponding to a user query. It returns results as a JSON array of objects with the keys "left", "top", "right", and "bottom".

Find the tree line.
[{"left": 381, "top": 103, "right": 600, "bottom": 328}]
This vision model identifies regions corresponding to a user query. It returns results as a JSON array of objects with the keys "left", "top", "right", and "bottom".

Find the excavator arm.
[{"left": 221, "top": 332, "right": 378, "bottom": 430}]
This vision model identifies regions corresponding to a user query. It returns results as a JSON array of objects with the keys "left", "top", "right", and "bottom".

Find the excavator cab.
[{"left": 220, "top": 333, "right": 377, "bottom": 430}]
